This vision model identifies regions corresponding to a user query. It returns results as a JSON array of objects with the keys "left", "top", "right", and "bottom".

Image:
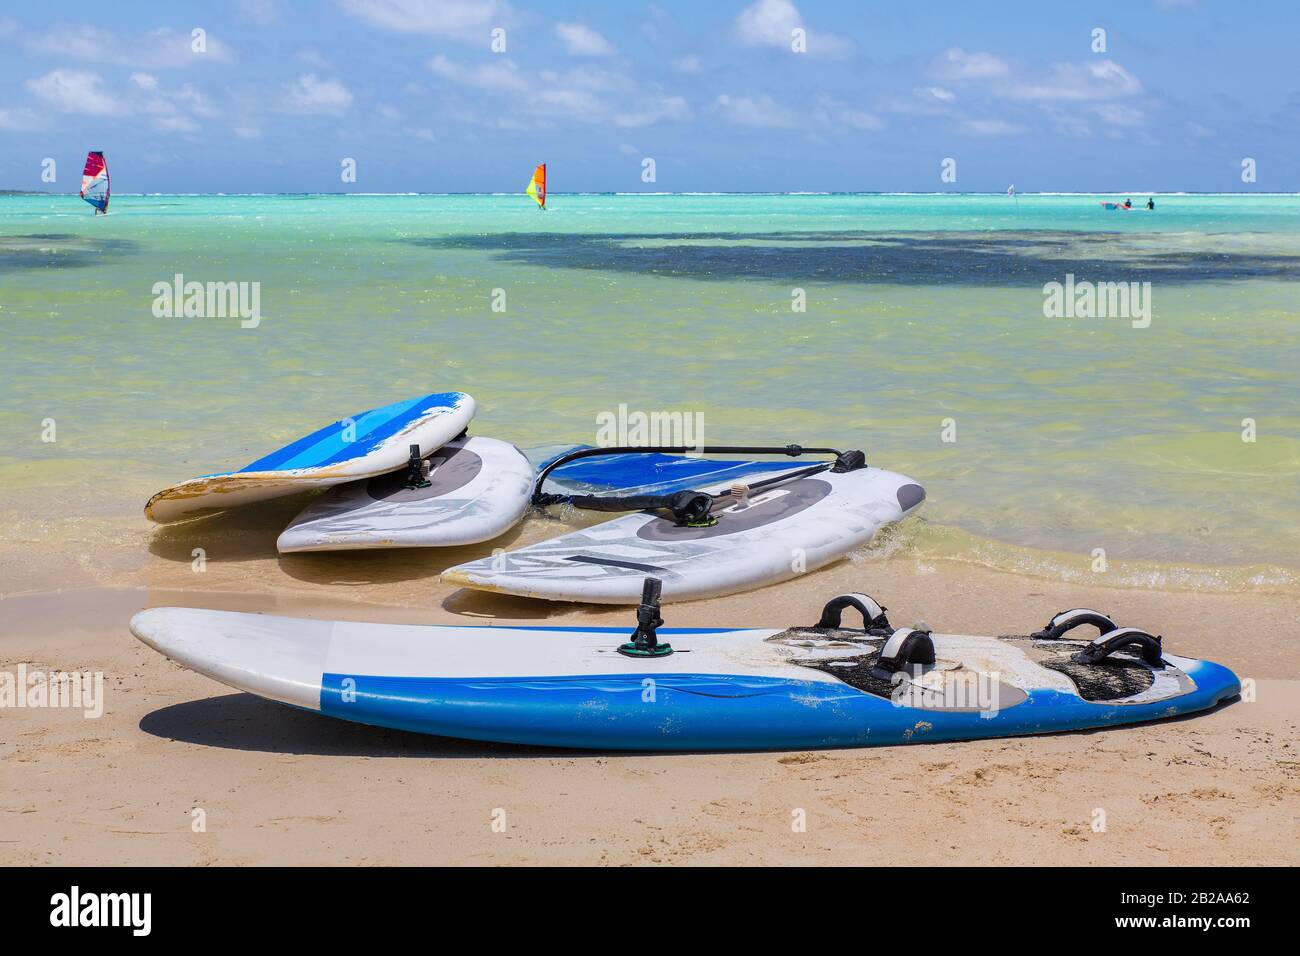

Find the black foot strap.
[
  {"left": 815, "top": 593, "right": 892, "bottom": 634},
  {"left": 1073, "top": 628, "right": 1165, "bottom": 668},
  {"left": 871, "top": 627, "right": 937, "bottom": 680},
  {"left": 1032, "top": 608, "right": 1118, "bottom": 641}
]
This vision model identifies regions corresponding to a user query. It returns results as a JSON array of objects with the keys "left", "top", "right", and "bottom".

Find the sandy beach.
[{"left": 3, "top": 519, "right": 1297, "bottom": 866}]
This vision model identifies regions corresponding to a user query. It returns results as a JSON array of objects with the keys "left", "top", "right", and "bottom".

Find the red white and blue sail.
[{"left": 80, "top": 151, "right": 109, "bottom": 212}]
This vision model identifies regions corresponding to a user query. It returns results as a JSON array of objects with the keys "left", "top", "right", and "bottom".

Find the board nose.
[{"left": 128, "top": 608, "right": 173, "bottom": 654}]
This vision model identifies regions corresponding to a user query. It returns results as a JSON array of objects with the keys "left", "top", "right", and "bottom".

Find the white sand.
[{"left": 2, "top": 548, "right": 1297, "bottom": 866}]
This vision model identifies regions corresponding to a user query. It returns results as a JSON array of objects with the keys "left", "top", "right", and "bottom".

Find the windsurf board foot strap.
[
  {"left": 1031, "top": 608, "right": 1118, "bottom": 640},
  {"left": 1073, "top": 627, "right": 1165, "bottom": 667},
  {"left": 872, "top": 627, "right": 937, "bottom": 681},
  {"left": 532, "top": 443, "right": 867, "bottom": 526},
  {"left": 1030, "top": 608, "right": 1165, "bottom": 667},
  {"left": 815, "top": 592, "right": 892, "bottom": 634},
  {"left": 617, "top": 578, "right": 673, "bottom": 658}
]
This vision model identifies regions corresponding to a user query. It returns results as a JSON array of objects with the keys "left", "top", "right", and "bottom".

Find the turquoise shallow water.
[{"left": 1, "top": 193, "right": 1297, "bottom": 584}]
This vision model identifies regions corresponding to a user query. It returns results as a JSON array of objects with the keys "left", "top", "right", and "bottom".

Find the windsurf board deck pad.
[
  {"left": 128, "top": 597, "right": 1240, "bottom": 752},
  {"left": 277, "top": 436, "right": 533, "bottom": 552},
  {"left": 442, "top": 467, "right": 926, "bottom": 603},
  {"left": 145, "top": 392, "right": 476, "bottom": 523}
]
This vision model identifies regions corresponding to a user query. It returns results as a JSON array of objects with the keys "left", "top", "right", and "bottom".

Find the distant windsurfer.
[{"left": 80, "top": 150, "right": 110, "bottom": 215}]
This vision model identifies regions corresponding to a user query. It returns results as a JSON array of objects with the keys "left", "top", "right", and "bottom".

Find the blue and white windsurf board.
[
  {"left": 145, "top": 392, "right": 475, "bottom": 523},
  {"left": 128, "top": 602, "right": 1240, "bottom": 752},
  {"left": 443, "top": 466, "right": 925, "bottom": 603},
  {"left": 277, "top": 435, "right": 533, "bottom": 552}
]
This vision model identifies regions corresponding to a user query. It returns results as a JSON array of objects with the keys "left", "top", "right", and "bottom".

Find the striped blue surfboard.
[{"left": 145, "top": 392, "right": 475, "bottom": 522}]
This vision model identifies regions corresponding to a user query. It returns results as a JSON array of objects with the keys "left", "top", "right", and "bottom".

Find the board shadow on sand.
[
  {"left": 138, "top": 693, "right": 597, "bottom": 759},
  {"left": 439, "top": 586, "right": 601, "bottom": 620},
  {"left": 144, "top": 493, "right": 514, "bottom": 585},
  {"left": 146, "top": 493, "right": 324, "bottom": 564},
  {"left": 399, "top": 230, "right": 1300, "bottom": 286},
  {"left": 277, "top": 522, "right": 533, "bottom": 587}
]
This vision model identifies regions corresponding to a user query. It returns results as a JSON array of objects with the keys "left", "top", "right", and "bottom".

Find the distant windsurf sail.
[
  {"left": 80, "top": 151, "right": 109, "bottom": 213},
  {"left": 525, "top": 163, "right": 546, "bottom": 209}
]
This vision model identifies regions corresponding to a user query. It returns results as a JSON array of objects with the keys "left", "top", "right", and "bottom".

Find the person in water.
[
  {"left": 1147, "top": 197, "right": 1155, "bottom": 210},
  {"left": 1124, "top": 198, "right": 1132, "bottom": 208}
]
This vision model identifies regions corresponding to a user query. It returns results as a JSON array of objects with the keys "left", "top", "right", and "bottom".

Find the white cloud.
[
  {"left": 25, "top": 26, "right": 232, "bottom": 67},
  {"left": 555, "top": 22, "right": 614, "bottom": 56},
  {"left": 282, "top": 74, "right": 353, "bottom": 114},
  {"left": 735, "top": 0, "right": 799, "bottom": 46},
  {"left": 25, "top": 70, "right": 120, "bottom": 115},
  {"left": 0, "top": 18, "right": 18, "bottom": 38},
  {"left": 1091, "top": 103, "right": 1146, "bottom": 127},
  {"left": 339, "top": 0, "right": 515, "bottom": 43},
  {"left": 25, "top": 68, "right": 219, "bottom": 131},
  {"left": 0, "top": 107, "right": 42, "bottom": 131},
  {"left": 713, "top": 93, "right": 798, "bottom": 128},
  {"left": 170, "top": 84, "right": 218, "bottom": 118},
  {"left": 431, "top": 54, "right": 688, "bottom": 129},
  {"left": 533, "top": 87, "right": 603, "bottom": 116},
  {"left": 1008, "top": 61, "right": 1141, "bottom": 102},
  {"left": 152, "top": 114, "right": 201, "bottom": 133},
  {"left": 674, "top": 54, "right": 701, "bottom": 74},
  {"left": 961, "top": 118, "right": 1022, "bottom": 136},
  {"left": 429, "top": 54, "right": 527, "bottom": 92},
  {"left": 919, "top": 86, "right": 956, "bottom": 102},
  {"left": 237, "top": 0, "right": 282, "bottom": 25},
  {"left": 932, "top": 48, "right": 1010, "bottom": 81},
  {"left": 733, "top": 0, "right": 846, "bottom": 55},
  {"left": 613, "top": 96, "right": 690, "bottom": 127},
  {"left": 840, "top": 110, "right": 883, "bottom": 131},
  {"left": 297, "top": 49, "right": 332, "bottom": 69}
]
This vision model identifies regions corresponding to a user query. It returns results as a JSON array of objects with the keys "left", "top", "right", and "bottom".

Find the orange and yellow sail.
[{"left": 525, "top": 163, "right": 546, "bottom": 209}]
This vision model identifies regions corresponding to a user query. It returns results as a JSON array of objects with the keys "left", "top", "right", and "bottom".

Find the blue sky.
[{"left": 0, "top": 0, "right": 1296, "bottom": 192}]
